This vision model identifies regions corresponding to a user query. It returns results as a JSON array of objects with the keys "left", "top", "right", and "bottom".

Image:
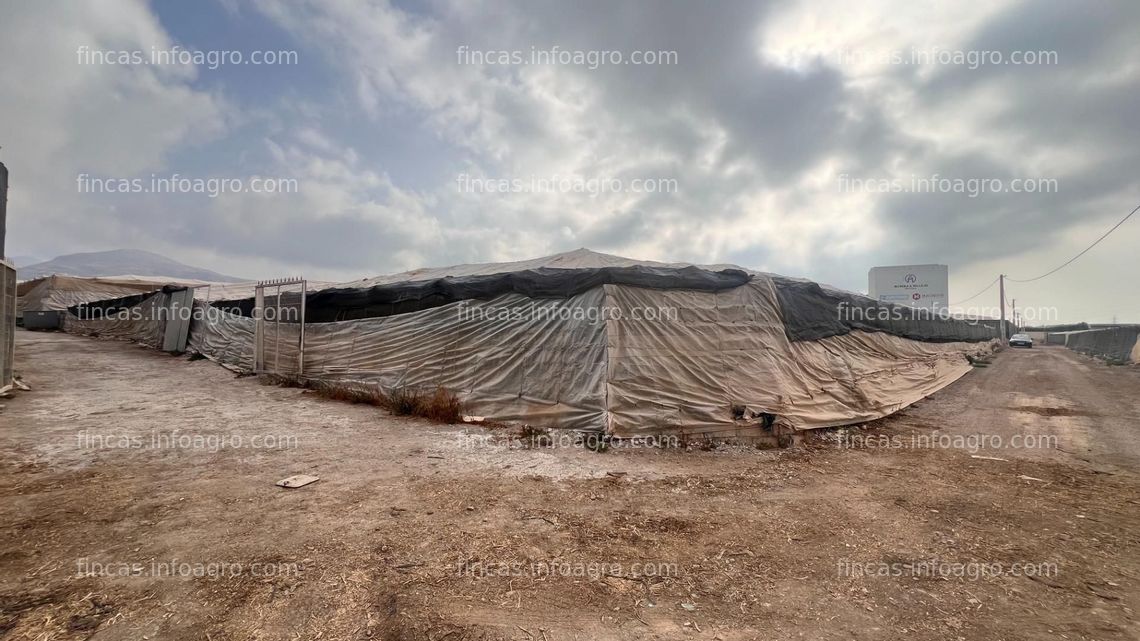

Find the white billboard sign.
[{"left": 868, "top": 264, "right": 949, "bottom": 309}]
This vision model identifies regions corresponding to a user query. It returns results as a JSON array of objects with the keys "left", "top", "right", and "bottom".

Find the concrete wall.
[{"left": 1062, "top": 326, "right": 1140, "bottom": 363}]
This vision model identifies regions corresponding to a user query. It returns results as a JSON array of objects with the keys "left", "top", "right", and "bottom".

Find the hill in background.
[{"left": 17, "top": 249, "right": 245, "bottom": 282}]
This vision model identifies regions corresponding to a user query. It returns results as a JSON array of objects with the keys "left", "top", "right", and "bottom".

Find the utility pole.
[
  {"left": 1011, "top": 298, "right": 1017, "bottom": 330},
  {"left": 999, "top": 274, "right": 1007, "bottom": 341}
]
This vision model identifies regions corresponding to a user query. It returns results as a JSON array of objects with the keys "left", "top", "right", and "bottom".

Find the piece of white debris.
[{"left": 276, "top": 474, "right": 320, "bottom": 488}]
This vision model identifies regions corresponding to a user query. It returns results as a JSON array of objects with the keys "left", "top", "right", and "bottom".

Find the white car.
[{"left": 1008, "top": 333, "right": 1033, "bottom": 348}]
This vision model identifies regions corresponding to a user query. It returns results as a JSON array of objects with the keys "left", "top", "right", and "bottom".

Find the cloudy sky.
[{"left": 2, "top": 0, "right": 1138, "bottom": 322}]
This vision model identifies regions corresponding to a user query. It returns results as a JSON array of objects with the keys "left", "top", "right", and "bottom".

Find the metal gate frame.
[{"left": 253, "top": 277, "right": 307, "bottom": 376}]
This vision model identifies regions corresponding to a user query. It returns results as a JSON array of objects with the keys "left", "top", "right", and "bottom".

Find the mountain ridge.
[{"left": 17, "top": 249, "right": 245, "bottom": 282}]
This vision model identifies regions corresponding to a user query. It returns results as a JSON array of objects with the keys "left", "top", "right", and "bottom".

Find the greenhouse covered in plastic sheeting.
[{"left": 60, "top": 249, "right": 1003, "bottom": 437}]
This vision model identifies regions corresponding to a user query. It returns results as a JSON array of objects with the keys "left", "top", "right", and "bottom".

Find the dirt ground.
[{"left": 2, "top": 329, "right": 1139, "bottom": 641}]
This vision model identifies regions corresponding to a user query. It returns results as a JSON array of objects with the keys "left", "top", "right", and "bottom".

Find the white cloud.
[
  {"left": 2, "top": 0, "right": 1136, "bottom": 322},
  {"left": 0, "top": 0, "right": 227, "bottom": 254}
]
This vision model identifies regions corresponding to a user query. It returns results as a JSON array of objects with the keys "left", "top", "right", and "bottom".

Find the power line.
[
  {"left": 950, "top": 276, "right": 1000, "bottom": 306},
  {"left": 1007, "top": 201, "right": 1140, "bottom": 283}
]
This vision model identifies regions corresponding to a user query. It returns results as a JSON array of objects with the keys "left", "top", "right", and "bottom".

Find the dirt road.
[
  {"left": 2, "top": 330, "right": 1138, "bottom": 640},
  {"left": 886, "top": 344, "right": 1140, "bottom": 473}
]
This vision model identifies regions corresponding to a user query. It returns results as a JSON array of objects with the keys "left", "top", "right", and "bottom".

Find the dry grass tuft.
[
  {"left": 261, "top": 375, "right": 462, "bottom": 423},
  {"left": 318, "top": 382, "right": 387, "bottom": 407},
  {"left": 420, "top": 387, "right": 464, "bottom": 424},
  {"left": 387, "top": 386, "right": 423, "bottom": 416}
]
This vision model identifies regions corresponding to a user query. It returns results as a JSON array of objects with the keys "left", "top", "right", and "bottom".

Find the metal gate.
[
  {"left": 253, "top": 277, "right": 307, "bottom": 377},
  {"left": 160, "top": 287, "right": 196, "bottom": 353}
]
